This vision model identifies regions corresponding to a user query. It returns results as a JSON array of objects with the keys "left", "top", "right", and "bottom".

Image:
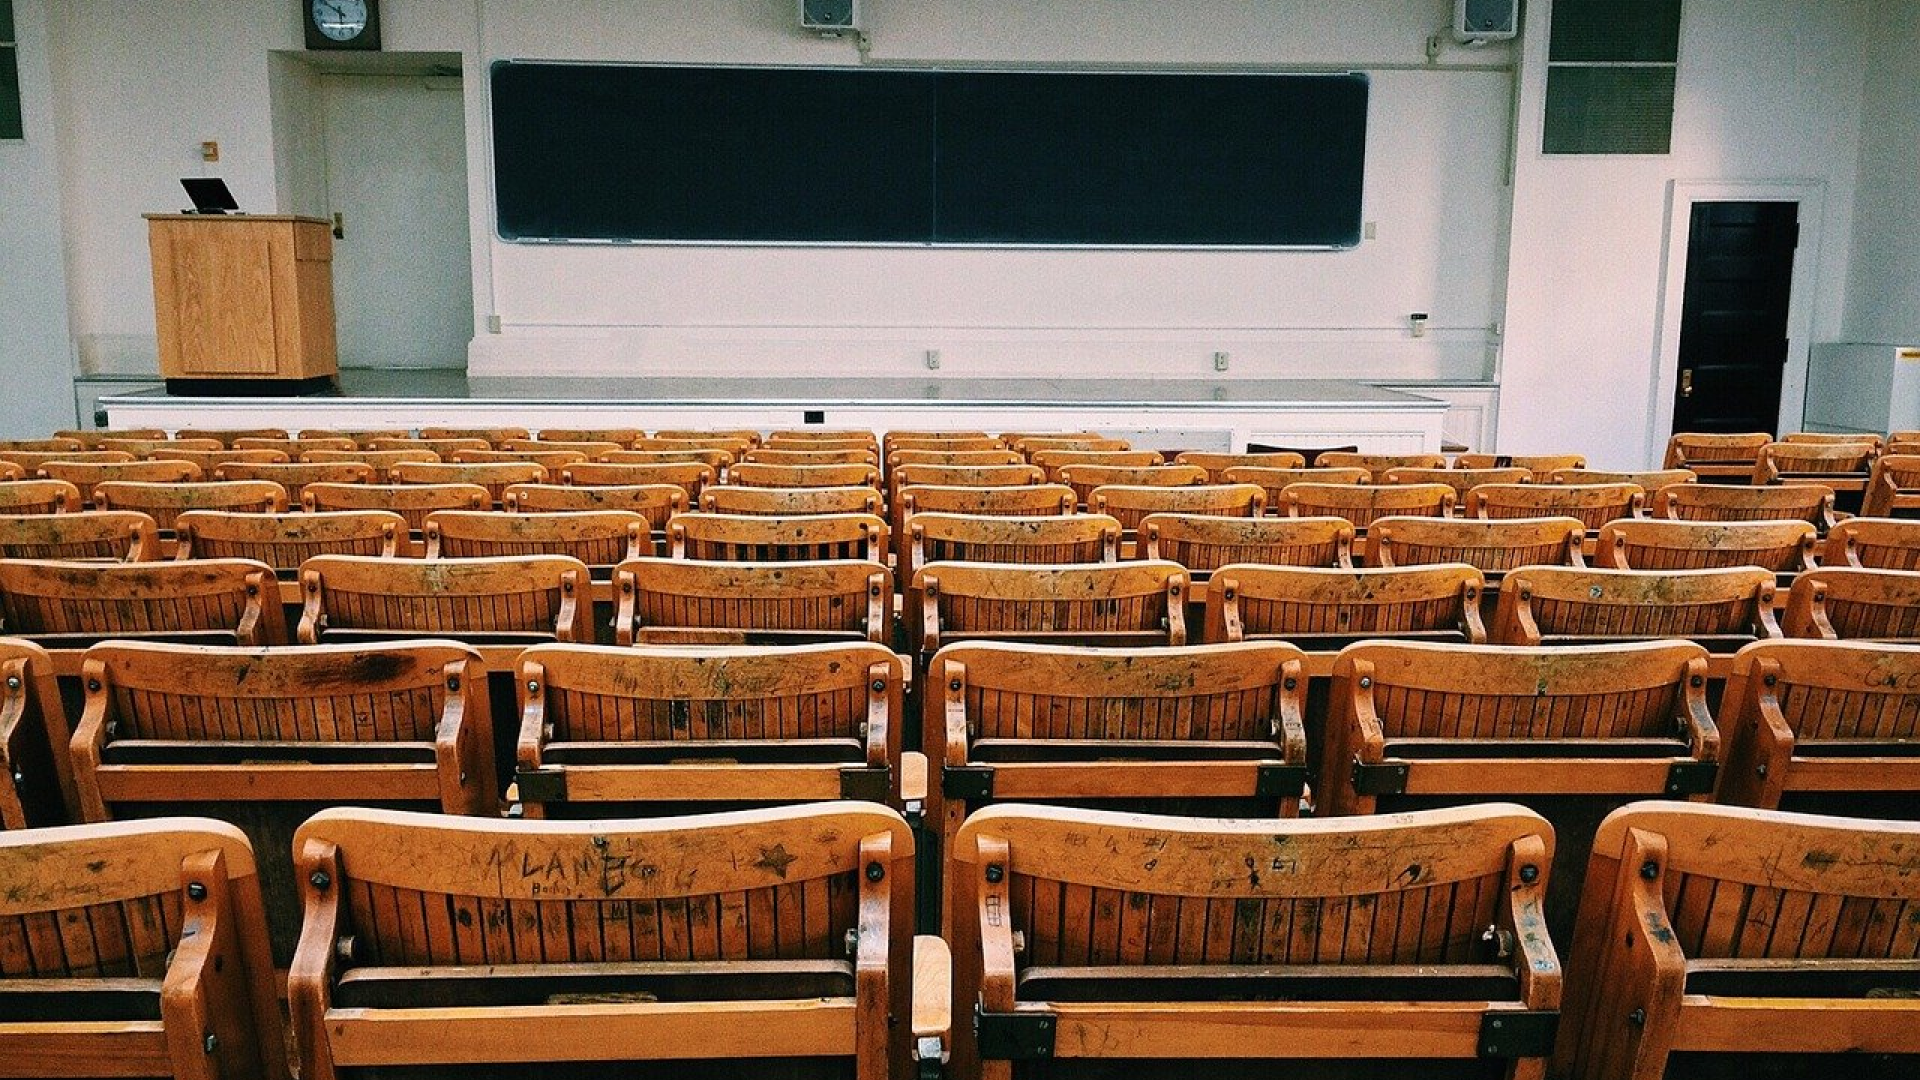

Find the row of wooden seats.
[{"left": 4, "top": 798, "right": 1914, "bottom": 1078}]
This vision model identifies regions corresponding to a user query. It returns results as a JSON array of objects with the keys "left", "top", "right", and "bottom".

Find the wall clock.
[{"left": 304, "top": 0, "right": 381, "bottom": 51}]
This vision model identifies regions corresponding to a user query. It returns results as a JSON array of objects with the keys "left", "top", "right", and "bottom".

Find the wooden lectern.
[{"left": 145, "top": 214, "right": 340, "bottom": 394}]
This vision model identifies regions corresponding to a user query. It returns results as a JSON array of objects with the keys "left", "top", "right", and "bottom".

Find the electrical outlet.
[
  {"left": 486, "top": 315, "right": 502, "bottom": 334},
  {"left": 926, "top": 349, "right": 941, "bottom": 370},
  {"left": 1363, "top": 221, "right": 1378, "bottom": 240},
  {"left": 1213, "top": 351, "right": 1230, "bottom": 372}
]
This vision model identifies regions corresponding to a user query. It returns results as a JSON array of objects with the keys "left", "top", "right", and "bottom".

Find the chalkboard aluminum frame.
[{"left": 488, "top": 60, "right": 1369, "bottom": 251}]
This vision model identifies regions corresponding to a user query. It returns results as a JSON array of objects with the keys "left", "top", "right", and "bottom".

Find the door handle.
[
  {"left": 332, "top": 212, "right": 345, "bottom": 240},
  {"left": 1680, "top": 369, "right": 1693, "bottom": 398}
]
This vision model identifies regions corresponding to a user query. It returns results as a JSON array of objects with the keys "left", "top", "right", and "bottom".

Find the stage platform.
[{"left": 100, "top": 370, "right": 1450, "bottom": 452}]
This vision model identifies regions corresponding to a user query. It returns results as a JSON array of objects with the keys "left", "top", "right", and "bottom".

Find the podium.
[{"left": 145, "top": 214, "right": 339, "bottom": 395}]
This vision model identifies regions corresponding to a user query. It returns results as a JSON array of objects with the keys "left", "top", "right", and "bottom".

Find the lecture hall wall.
[{"left": 1, "top": 0, "right": 1917, "bottom": 469}]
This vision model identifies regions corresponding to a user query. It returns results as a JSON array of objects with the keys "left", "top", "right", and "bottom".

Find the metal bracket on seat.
[
  {"left": 1255, "top": 762, "right": 1310, "bottom": 798},
  {"left": 513, "top": 767, "right": 567, "bottom": 803},
  {"left": 1349, "top": 758, "right": 1410, "bottom": 796},
  {"left": 1478, "top": 1010, "right": 1559, "bottom": 1059},
  {"left": 1665, "top": 760, "right": 1719, "bottom": 796},
  {"left": 943, "top": 764, "right": 994, "bottom": 800},
  {"left": 975, "top": 1003, "right": 1056, "bottom": 1060},
  {"left": 839, "top": 764, "right": 892, "bottom": 803}
]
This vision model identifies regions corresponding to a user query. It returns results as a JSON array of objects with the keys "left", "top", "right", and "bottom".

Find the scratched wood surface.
[
  {"left": 0, "top": 557, "right": 283, "bottom": 646},
  {"left": 701, "top": 485, "right": 881, "bottom": 518},
  {"left": 523, "top": 428, "right": 643, "bottom": 446},
  {"left": 728, "top": 463, "right": 881, "bottom": 491},
  {"left": 1089, "top": 484, "right": 1262, "bottom": 535},
  {"left": 769, "top": 430, "right": 877, "bottom": 447},
  {"left": 1493, "top": 566, "right": 1778, "bottom": 649},
  {"left": 914, "top": 561, "right": 1188, "bottom": 657},
  {"left": 1143, "top": 513, "right": 1354, "bottom": 573},
  {"left": 670, "top": 513, "right": 887, "bottom": 565},
  {"left": 615, "top": 558, "right": 890, "bottom": 646},
  {"left": 1466, "top": 483, "right": 1644, "bottom": 531},
  {"left": 1055, "top": 467, "right": 1204, "bottom": 512},
  {"left": 449, "top": 448, "right": 592, "bottom": 480},
  {"left": 1664, "top": 432, "right": 1772, "bottom": 475},
  {"left": 1862, "top": 454, "right": 1920, "bottom": 517},
  {"left": 885, "top": 432, "right": 996, "bottom": 454},
  {"left": 392, "top": 462, "right": 546, "bottom": 507},
  {"left": 1596, "top": 518, "right": 1817, "bottom": 576},
  {"left": 1370, "top": 516, "right": 1586, "bottom": 576},
  {"left": 563, "top": 463, "right": 716, "bottom": 506},
  {"left": 636, "top": 433, "right": 758, "bottom": 454},
  {"left": 1755, "top": 441, "right": 1877, "bottom": 487},
  {"left": 744, "top": 448, "right": 880, "bottom": 467},
  {"left": 501, "top": 437, "right": 626, "bottom": 459},
  {"left": 237, "top": 435, "right": 361, "bottom": 456},
  {"left": 141, "top": 446, "right": 290, "bottom": 473},
  {"left": 0, "top": 438, "right": 83, "bottom": 453},
  {"left": 221, "top": 461, "right": 375, "bottom": 504},
  {"left": 1221, "top": 466, "right": 1369, "bottom": 513},
  {"left": 507, "top": 482, "right": 686, "bottom": 528},
  {"left": 93, "top": 480, "right": 287, "bottom": 531},
  {"left": 1380, "top": 465, "right": 1531, "bottom": 501},
  {"left": 304, "top": 482, "right": 488, "bottom": 533},
  {"left": 1782, "top": 567, "right": 1920, "bottom": 641},
  {"left": 1453, "top": 453, "right": 1587, "bottom": 478},
  {"left": 40, "top": 459, "right": 201, "bottom": 494},
  {"left": 419, "top": 427, "right": 531, "bottom": 446},
  {"left": 601, "top": 448, "right": 737, "bottom": 474},
  {"left": 171, "top": 427, "right": 289, "bottom": 447},
  {"left": 890, "top": 448, "right": 1024, "bottom": 470},
  {"left": 1014, "top": 437, "right": 1131, "bottom": 458},
  {"left": 908, "top": 513, "right": 1119, "bottom": 580},
  {"left": 1281, "top": 483, "right": 1455, "bottom": 531},
  {"left": 299, "top": 554, "right": 592, "bottom": 644},
  {"left": 96, "top": 437, "right": 223, "bottom": 457},
  {"left": 0, "top": 637, "right": 74, "bottom": 829},
  {"left": 176, "top": 509, "right": 404, "bottom": 569},
  {"left": 1823, "top": 516, "right": 1920, "bottom": 570},
  {"left": 368, "top": 437, "right": 493, "bottom": 457},
  {"left": 1549, "top": 467, "right": 1698, "bottom": 490},
  {"left": 0, "top": 510, "right": 159, "bottom": 562},
  {"left": 1315, "top": 451, "right": 1449, "bottom": 481},
  {"left": 1654, "top": 482, "right": 1838, "bottom": 532},
  {"left": 427, "top": 509, "right": 652, "bottom": 565},
  {"left": 1204, "top": 564, "right": 1486, "bottom": 647},
  {"left": 1173, "top": 452, "right": 1307, "bottom": 481},
  {"left": 300, "top": 448, "right": 439, "bottom": 481},
  {"left": 1034, "top": 453, "right": 1166, "bottom": 486}
]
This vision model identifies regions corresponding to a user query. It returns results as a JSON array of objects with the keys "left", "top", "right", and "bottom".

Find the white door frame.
[{"left": 1646, "top": 178, "right": 1826, "bottom": 455}]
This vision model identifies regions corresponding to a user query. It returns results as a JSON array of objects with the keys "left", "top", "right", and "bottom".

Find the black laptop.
[{"left": 180, "top": 177, "right": 240, "bottom": 215}]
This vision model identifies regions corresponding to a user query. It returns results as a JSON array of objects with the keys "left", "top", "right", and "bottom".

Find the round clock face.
[{"left": 311, "top": 0, "right": 370, "bottom": 42}]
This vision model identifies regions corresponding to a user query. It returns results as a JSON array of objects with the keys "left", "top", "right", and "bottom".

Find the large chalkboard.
[{"left": 491, "top": 62, "right": 1367, "bottom": 248}]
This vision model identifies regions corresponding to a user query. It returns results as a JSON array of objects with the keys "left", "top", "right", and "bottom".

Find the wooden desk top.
[{"left": 144, "top": 213, "right": 332, "bottom": 226}]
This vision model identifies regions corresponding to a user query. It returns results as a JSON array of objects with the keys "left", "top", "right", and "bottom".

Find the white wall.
[
  {"left": 1499, "top": 0, "right": 1871, "bottom": 468},
  {"left": 1845, "top": 0, "right": 1920, "bottom": 345},
  {"left": 0, "top": 0, "right": 78, "bottom": 436}
]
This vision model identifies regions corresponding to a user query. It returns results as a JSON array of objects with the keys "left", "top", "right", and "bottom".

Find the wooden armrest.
[
  {"left": 913, "top": 934, "right": 952, "bottom": 1054},
  {"left": 901, "top": 751, "right": 929, "bottom": 806}
]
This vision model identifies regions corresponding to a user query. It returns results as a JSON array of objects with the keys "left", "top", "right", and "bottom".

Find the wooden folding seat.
[
  {"left": 0, "top": 437, "right": 81, "bottom": 453},
  {"left": 1782, "top": 566, "right": 1920, "bottom": 640},
  {"left": 1754, "top": 440, "right": 1877, "bottom": 502},
  {"left": 140, "top": 446, "right": 289, "bottom": 473},
  {"left": 1453, "top": 452, "right": 1587, "bottom": 476},
  {"left": 0, "top": 637, "right": 75, "bottom": 828},
  {"left": 1862, "top": 453, "right": 1920, "bottom": 517},
  {"left": 601, "top": 447, "right": 736, "bottom": 473},
  {"left": 0, "top": 479, "right": 81, "bottom": 515},
  {"left": 998, "top": 430, "right": 1106, "bottom": 446},
  {"left": 1557, "top": 803, "right": 1920, "bottom": 1080},
  {"left": 1141, "top": 513, "right": 1354, "bottom": 573},
  {"left": 1281, "top": 481, "right": 1455, "bottom": 531},
  {"left": 532, "top": 427, "right": 644, "bottom": 445},
  {"left": 1654, "top": 480, "right": 1839, "bottom": 531},
  {"left": 768, "top": 428, "right": 876, "bottom": 445},
  {"left": 1056, "top": 464, "right": 1204, "bottom": 510},
  {"left": 235, "top": 434, "right": 359, "bottom": 455},
  {"left": 1384, "top": 465, "right": 1531, "bottom": 500},
  {"left": 1596, "top": 518, "right": 1817, "bottom": 580},
  {"left": 894, "top": 462, "right": 1043, "bottom": 490},
  {"left": 896, "top": 483, "right": 1075, "bottom": 574},
  {"left": 0, "top": 462, "right": 19, "bottom": 483},
  {"left": 949, "top": 802, "right": 1560, "bottom": 1080},
  {"left": 319, "top": 429, "right": 411, "bottom": 447},
  {"left": 670, "top": 511, "right": 887, "bottom": 564},
  {"left": 299, "top": 554, "right": 593, "bottom": 645},
  {"left": 55, "top": 428, "right": 168, "bottom": 448},
  {"left": 1316, "top": 450, "right": 1449, "bottom": 479},
  {"left": 0, "top": 449, "right": 135, "bottom": 475},
  {"left": 1782, "top": 431, "right": 1885, "bottom": 448},
  {"left": 301, "top": 446, "right": 436, "bottom": 482},
  {"left": 1824, "top": 515, "right": 1920, "bottom": 569},
  {"left": 0, "top": 817, "right": 286, "bottom": 1078},
  {"left": 633, "top": 433, "right": 757, "bottom": 454},
  {"left": 507, "top": 483, "right": 687, "bottom": 529},
  {"left": 614, "top": 558, "right": 891, "bottom": 645},
  {"left": 728, "top": 462, "right": 882, "bottom": 490},
  {"left": 365, "top": 435, "right": 491, "bottom": 457},
  {"left": 1011, "top": 435, "right": 1130, "bottom": 456},
  {"left": 426, "top": 509, "right": 652, "bottom": 566},
  {"left": 1173, "top": 450, "right": 1308, "bottom": 479},
  {"left": 1494, "top": 566, "right": 1780, "bottom": 651},
  {"left": 304, "top": 481, "right": 488, "bottom": 533},
  {"left": 39, "top": 458, "right": 200, "bottom": 493},
  {"left": 911, "top": 561, "right": 1188, "bottom": 666},
  {"left": 418, "top": 425, "right": 530, "bottom": 445},
  {"left": 1204, "top": 563, "right": 1487, "bottom": 648},
  {"left": 0, "top": 510, "right": 159, "bottom": 562},
  {"left": 1662, "top": 431, "right": 1772, "bottom": 480},
  {"left": 0, "top": 558, "right": 284, "bottom": 648},
  {"left": 744, "top": 447, "right": 879, "bottom": 467},
  {"left": 176, "top": 510, "right": 403, "bottom": 571},
  {"left": 701, "top": 484, "right": 881, "bottom": 517},
  {"left": 1466, "top": 481, "right": 1642, "bottom": 531},
  {"left": 1548, "top": 466, "right": 1697, "bottom": 489},
  {"left": 96, "top": 436, "right": 223, "bottom": 456},
  {"left": 92, "top": 479, "right": 287, "bottom": 532},
  {"left": 1089, "top": 482, "right": 1263, "bottom": 537},
  {"left": 449, "top": 446, "right": 590, "bottom": 477},
  {"left": 218, "top": 460, "right": 374, "bottom": 503},
  {"left": 1222, "top": 464, "right": 1369, "bottom": 510},
  {"left": 391, "top": 460, "right": 545, "bottom": 506},
  {"left": 71, "top": 641, "right": 495, "bottom": 958},
  {"left": 514, "top": 642, "right": 906, "bottom": 816},
  {"left": 1715, "top": 639, "right": 1920, "bottom": 812},
  {"left": 1321, "top": 641, "right": 1716, "bottom": 935},
  {"left": 1030, "top": 448, "right": 1163, "bottom": 481},
  {"left": 173, "top": 426, "right": 290, "bottom": 446},
  {"left": 565, "top": 461, "right": 716, "bottom": 503},
  {"left": 926, "top": 641, "right": 1310, "bottom": 908},
  {"left": 290, "top": 802, "right": 916, "bottom": 1080},
  {"left": 888, "top": 448, "right": 1024, "bottom": 470},
  {"left": 501, "top": 437, "right": 624, "bottom": 459},
  {"left": 1369, "top": 515, "right": 1586, "bottom": 579},
  {"left": 885, "top": 435, "right": 1003, "bottom": 456},
  {"left": 906, "top": 513, "right": 1119, "bottom": 580}
]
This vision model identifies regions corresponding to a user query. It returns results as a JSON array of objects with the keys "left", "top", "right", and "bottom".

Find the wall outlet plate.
[{"left": 800, "top": 0, "right": 860, "bottom": 31}]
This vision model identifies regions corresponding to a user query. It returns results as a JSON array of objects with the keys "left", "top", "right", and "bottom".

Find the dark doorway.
[{"left": 1671, "top": 201, "right": 1799, "bottom": 434}]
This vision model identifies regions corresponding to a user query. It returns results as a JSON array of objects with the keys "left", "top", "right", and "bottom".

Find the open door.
[{"left": 1671, "top": 201, "right": 1799, "bottom": 435}]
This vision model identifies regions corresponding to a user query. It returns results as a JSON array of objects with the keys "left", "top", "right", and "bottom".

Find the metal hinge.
[
  {"left": 1349, "top": 758, "right": 1411, "bottom": 796},
  {"left": 514, "top": 767, "right": 567, "bottom": 803},
  {"left": 943, "top": 764, "right": 994, "bottom": 800},
  {"left": 1255, "top": 762, "right": 1310, "bottom": 799},
  {"left": 1664, "top": 760, "right": 1719, "bottom": 796},
  {"left": 838, "top": 765, "right": 891, "bottom": 803},
  {"left": 1478, "top": 1010, "right": 1559, "bottom": 1058},
  {"left": 975, "top": 1003, "right": 1056, "bottom": 1060}
]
